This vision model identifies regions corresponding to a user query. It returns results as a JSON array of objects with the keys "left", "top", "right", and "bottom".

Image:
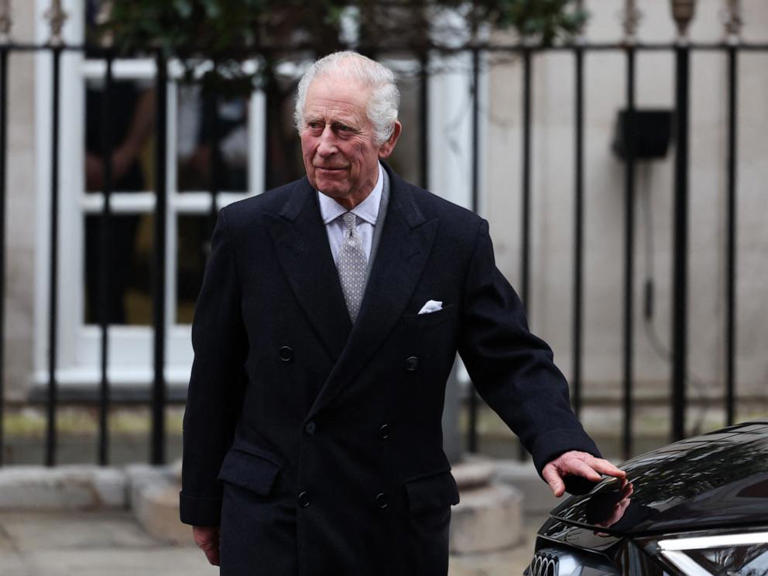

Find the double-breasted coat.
[{"left": 180, "top": 164, "right": 599, "bottom": 575}]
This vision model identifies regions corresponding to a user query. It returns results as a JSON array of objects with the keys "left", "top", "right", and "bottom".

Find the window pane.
[
  {"left": 176, "top": 215, "right": 211, "bottom": 324},
  {"left": 84, "top": 213, "right": 154, "bottom": 326},
  {"left": 85, "top": 78, "right": 155, "bottom": 193},
  {"left": 177, "top": 85, "right": 249, "bottom": 193}
]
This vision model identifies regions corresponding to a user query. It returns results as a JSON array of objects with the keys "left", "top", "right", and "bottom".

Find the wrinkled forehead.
[{"left": 304, "top": 74, "right": 372, "bottom": 118}]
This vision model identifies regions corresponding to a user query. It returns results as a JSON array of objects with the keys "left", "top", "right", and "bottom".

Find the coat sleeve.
[
  {"left": 180, "top": 208, "right": 248, "bottom": 526},
  {"left": 457, "top": 219, "right": 600, "bottom": 475}
]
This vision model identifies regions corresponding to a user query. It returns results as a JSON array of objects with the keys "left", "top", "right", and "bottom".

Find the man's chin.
[
  {"left": 318, "top": 187, "right": 351, "bottom": 202},
  {"left": 313, "top": 178, "right": 350, "bottom": 199}
]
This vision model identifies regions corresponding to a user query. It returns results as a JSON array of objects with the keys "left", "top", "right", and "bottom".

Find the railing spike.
[
  {"left": 0, "top": 0, "right": 12, "bottom": 45},
  {"left": 670, "top": 0, "right": 698, "bottom": 41},
  {"left": 44, "top": 0, "right": 68, "bottom": 46},
  {"left": 622, "top": 0, "right": 642, "bottom": 44},
  {"left": 723, "top": 0, "right": 743, "bottom": 42}
]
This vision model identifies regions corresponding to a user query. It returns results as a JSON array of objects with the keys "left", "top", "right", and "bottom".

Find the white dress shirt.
[{"left": 317, "top": 163, "right": 384, "bottom": 264}]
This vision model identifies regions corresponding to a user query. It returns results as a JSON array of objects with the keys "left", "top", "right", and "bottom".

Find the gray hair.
[{"left": 294, "top": 51, "right": 400, "bottom": 145}]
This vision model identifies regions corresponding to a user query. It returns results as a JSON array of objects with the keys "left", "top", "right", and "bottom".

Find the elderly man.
[{"left": 180, "top": 51, "right": 624, "bottom": 575}]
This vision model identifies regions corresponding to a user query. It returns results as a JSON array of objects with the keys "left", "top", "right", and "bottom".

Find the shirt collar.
[{"left": 317, "top": 163, "right": 383, "bottom": 226}]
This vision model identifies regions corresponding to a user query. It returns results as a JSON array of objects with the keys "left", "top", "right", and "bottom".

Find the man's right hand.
[{"left": 193, "top": 525, "right": 221, "bottom": 566}]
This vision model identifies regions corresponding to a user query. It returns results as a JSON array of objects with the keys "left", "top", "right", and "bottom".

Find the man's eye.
[
  {"left": 334, "top": 123, "right": 355, "bottom": 133},
  {"left": 307, "top": 121, "right": 324, "bottom": 130}
]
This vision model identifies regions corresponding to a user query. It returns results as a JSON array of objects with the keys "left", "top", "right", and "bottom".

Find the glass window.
[
  {"left": 83, "top": 213, "right": 154, "bottom": 326},
  {"left": 177, "top": 85, "right": 249, "bottom": 193}
]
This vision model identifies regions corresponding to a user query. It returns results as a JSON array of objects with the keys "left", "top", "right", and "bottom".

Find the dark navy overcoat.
[{"left": 180, "top": 165, "right": 599, "bottom": 575}]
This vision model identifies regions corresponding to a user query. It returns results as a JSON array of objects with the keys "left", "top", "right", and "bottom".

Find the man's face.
[{"left": 300, "top": 74, "right": 400, "bottom": 209}]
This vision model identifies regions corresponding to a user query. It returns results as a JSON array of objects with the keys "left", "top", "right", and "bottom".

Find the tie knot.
[{"left": 342, "top": 212, "right": 357, "bottom": 231}]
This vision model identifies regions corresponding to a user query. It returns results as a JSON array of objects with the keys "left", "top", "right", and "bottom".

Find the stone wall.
[
  {"left": 486, "top": 0, "right": 768, "bottom": 403},
  {"left": 5, "top": 3, "right": 37, "bottom": 400}
]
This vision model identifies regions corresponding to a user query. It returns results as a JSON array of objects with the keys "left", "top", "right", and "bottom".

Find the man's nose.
[{"left": 316, "top": 125, "right": 337, "bottom": 156}]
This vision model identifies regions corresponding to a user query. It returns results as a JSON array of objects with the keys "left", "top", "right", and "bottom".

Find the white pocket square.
[{"left": 418, "top": 300, "right": 443, "bottom": 315}]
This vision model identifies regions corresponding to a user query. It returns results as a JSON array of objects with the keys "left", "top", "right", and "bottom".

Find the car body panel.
[
  {"left": 549, "top": 422, "right": 768, "bottom": 536},
  {"left": 527, "top": 422, "right": 768, "bottom": 576}
]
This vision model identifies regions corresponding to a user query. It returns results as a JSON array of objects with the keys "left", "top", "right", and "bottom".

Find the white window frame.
[
  {"left": 33, "top": 0, "right": 265, "bottom": 392},
  {"left": 31, "top": 0, "right": 483, "bottom": 395}
]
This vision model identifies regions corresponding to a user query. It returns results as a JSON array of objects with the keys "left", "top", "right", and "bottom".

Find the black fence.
[{"left": 0, "top": 38, "right": 766, "bottom": 467}]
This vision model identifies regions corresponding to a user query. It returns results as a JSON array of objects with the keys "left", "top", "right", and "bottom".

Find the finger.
[
  {"left": 587, "top": 457, "right": 626, "bottom": 478},
  {"left": 201, "top": 537, "right": 220, "bottom": 566},
  {"left": 192, "top": 526, "right": 214, "bottom": 547},
  {"left": 568, "top": 454, "right": 624, "bottom": 480},
  {"left": 203, "top": 546, "right": 220, "bottom": 566},
  {"left": 193, "top": 527, "right": 220, "bottom": 566},
  {"left": 560, "top": 458, "right": 603, "bottom": 482},
  {"left": 542, "top": 464, "right": 565, "bottom": 497}
]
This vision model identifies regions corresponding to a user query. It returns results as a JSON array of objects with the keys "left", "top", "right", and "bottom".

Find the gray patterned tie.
[{"left": 337, "top": 212, "right": 367, "bottom": 322}]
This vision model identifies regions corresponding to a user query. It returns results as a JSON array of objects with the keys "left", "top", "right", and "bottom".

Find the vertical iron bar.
[
  {"left": 46, "top": 47, "right": 62, "bottom": 467},
  {"left": 151, "top": 51, "right": 168, "bottom": 465},
  {"left": 519, "top": 48, "right": 532, "bottom": 461},
  {"left": 521, "top": 49, "right": 532, "bottom": 313},
  {"left": 470, "top": 48, "right": 480, "bottom": 213},
  {"left": 418, "top": 50, "right": 429, "bottom": 190},
  {"left": 672, "top": 44, "right": 690, "bottom": 441},
  {"left": 467, "top": 47, "right": 480, "bottom": 454},
  {"left": 622, "top": 47, "right": 636, "bottom": 461},
  {"left": 725, "top": 45, "right": 737, "bottom": 426},
  {"left": 97, "top": 52, "right": 114, "bottom": 466},
  {"left": 572, "top": 46, "right": 584, "bottom": 419},
  {"left": 0, "top": 47, "right": 7, "bottom": 466},
  {"left": 207, "top": 90, "right": 219, "bottom": 239}
]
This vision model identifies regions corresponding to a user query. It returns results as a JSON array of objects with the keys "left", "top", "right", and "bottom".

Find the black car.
[{"left": 526, "top": 421, "right": 768, "bottom": 575}]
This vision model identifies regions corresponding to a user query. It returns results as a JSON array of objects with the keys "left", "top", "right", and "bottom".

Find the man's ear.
[{"left": 378, "top": 121, "right": 402, "bottom": 159}]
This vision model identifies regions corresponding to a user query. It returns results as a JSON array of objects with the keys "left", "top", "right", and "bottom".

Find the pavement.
[{"left": 0, "top": 509, "right": 544, "bottom": 575}]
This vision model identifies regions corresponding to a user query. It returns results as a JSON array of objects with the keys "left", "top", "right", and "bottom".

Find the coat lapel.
[
  {"left": 307, "top": 173, "right": 438, "bottom": 419},
  {"left": 267, "top": 179, "right": 352, "bottom": 363}
]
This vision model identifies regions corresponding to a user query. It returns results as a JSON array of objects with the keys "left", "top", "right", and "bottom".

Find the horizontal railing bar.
[
  {"left": 1, "top": 41, "right": 768, "bottom": 55},
  {"left": 26, "top": 388, "right": 189, "bottom": 405},
  {"left": 80, "top": 58, "right": 261, "bottom": 81},
  {"left": 79, "top": 191, "right": 253, "bottom": 214},
  {"left": 16, "top": 390, "right": 762, "bottom": 409},
  {"left": 483, "top": 42, "right": 768, "bottom": 52}
]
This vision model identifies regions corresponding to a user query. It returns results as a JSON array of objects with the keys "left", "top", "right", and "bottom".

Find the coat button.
[
  {"left": 375, "top": 492, "right": 389, "bottom": 510},
  {"left": 305, "top": 421, "right": 317, "bottom": 436},
  {"left": 298, "top": 491, "right": 311, "bottom": 508},
  {"left": 279, "top": 346, "right": 294, "bottom": 363},
  {"left": 378, "top": 424, "right": 391, "bottom": 440},
  {"left": 405, "top": 356, "right": 419, "bottom": 372}
]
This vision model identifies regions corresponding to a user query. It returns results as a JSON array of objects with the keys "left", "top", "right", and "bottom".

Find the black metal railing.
[
  {"left": 0, "top": 45, "right": 7, "bottom": 465},
  {"left": 0, "top": 37, "right": 765, "bottom": 467},
  {"left": 47, "top": 45, "right": 62, "bottom": 468}
]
